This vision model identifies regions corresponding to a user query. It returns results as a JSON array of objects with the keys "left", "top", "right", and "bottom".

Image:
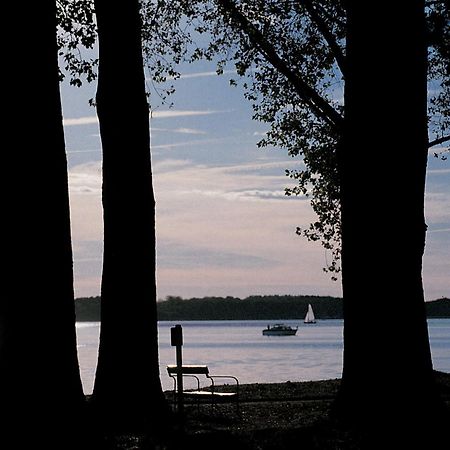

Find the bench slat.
[
  {"left": 167, "top": 364, "right": 209, "bottom": 375},
  {"left": 182, "top": 391, "right": 236, "bottom": 397}
]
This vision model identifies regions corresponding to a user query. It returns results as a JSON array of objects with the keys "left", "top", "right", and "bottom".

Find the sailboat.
[{"left": 304, "top": 304, "right": 316, "bottom": 324}]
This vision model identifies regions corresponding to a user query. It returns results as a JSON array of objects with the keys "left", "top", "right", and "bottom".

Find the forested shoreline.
[{"left": 74, "top": 295, "right": 450, "bottom": 322}]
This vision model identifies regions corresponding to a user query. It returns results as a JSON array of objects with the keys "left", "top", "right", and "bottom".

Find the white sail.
[{"left": 304, "top": 304, "right": 316, "bottom": 323}]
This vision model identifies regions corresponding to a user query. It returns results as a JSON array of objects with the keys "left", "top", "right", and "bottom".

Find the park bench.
[{"left": 166, "top": 364, "right": 240, "bottom": 412}]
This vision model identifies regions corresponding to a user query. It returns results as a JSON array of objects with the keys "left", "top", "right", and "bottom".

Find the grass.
[{"left": 92, "top": 371, "right": 450, "bottom": 449}]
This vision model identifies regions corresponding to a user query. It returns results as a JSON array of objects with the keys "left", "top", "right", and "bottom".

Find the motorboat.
[{"left": 262, "top": 323, "right": 298, "bottom": 336}]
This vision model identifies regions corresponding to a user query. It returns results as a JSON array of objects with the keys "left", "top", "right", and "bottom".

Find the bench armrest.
[
  {"left": 206, "top": 374, "right": 240, "bottom": 395},
  {"left": 168, "top": 373, "right": 201, "bottom": 391}
]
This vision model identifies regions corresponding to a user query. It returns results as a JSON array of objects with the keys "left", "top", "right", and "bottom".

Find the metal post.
[
  {"left": 175, "top": 340, "right": 183, "bottom": 415},
  {"left": 171, "top": 324, "right": 184, "bottom": 415}
]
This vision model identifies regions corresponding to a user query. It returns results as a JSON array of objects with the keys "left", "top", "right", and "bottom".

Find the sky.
[{"left": 61, "top": 59, "right": 450, "bottom": 302}]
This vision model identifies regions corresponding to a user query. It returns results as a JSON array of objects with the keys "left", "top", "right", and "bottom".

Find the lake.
[{"left": 76, "top": 319, "right": 450, "bottom": 394}]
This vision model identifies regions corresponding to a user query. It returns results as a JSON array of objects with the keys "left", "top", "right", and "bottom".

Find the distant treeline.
[{"left": 74, "top": 295, "right": 450, "bottom": 322}]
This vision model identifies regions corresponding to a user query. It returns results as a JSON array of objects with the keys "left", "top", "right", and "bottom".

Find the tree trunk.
[
  {"left": 1, "top": 2, "right": 85, "bottom": 447},
  {"left": 337, "top": 0, "right": 446, "bottom": 443},
  {"left": 92, "top": 0, "right": 170, "bottom": 431}
]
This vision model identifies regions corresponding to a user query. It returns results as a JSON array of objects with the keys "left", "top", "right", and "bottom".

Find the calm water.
[{"left": 76, "top": 319, "right": 450, "bottom": 394}]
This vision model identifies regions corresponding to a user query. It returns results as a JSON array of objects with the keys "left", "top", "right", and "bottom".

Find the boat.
[
  {"left": 304, "top": 304, "right": 316, "bottom": 324},
  {"left": 262, "top": 323, "right": 298, "bottom": 336}
]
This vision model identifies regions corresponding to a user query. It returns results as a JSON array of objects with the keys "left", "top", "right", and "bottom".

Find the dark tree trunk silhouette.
[
  {"left": 2, "top": 2, "right": 85, "bottom": 447},
  {"left": 337, "top": 0, "right": 446, "bottom": 443},
  {"left": 92, "top": 0, "right": 170, "bottom": 430}
]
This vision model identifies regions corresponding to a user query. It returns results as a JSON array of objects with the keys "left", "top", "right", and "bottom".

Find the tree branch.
[
  {"left": 302, "top": 0, "right": 346, "bottom": 77},
  {"left": 428, "top": 135, "right": 450, "bottom": 147},
  {"left": 216, "top": 0, "right": 344, "bottom": 131}
]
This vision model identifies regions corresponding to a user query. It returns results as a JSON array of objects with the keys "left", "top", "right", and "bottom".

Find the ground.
[{"left": 96, "top": 372, "right": 450, "bottom": 450}]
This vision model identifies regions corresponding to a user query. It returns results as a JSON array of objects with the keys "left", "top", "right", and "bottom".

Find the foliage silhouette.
[
  {"left": 74, "top": 295, "right": 450, "bottom": 321},
  {"left": 139, "top": 0, "right": 449, "bottom": 276}
]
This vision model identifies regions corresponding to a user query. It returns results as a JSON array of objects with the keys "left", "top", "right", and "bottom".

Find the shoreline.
[{"left": 74, "top": 296, "right": 450, "bottom": 322}]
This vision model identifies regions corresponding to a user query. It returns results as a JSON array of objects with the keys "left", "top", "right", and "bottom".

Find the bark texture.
[
  {"left": 92, "top": 0, "right": 170, "bottom": 430},
  {"left": 337, "top": 0, "right": 446, "bottom": 444}
]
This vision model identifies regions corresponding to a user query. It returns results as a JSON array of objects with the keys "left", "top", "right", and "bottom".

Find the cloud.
[
  {"left": 151, "top": 109, "right": 229, "bottom": 119},
  {"left": 152, "top": 159, "right": 192, "bottom": 172},
  {"left": 428, "top": 228, "right": 450, "bottom": 233},
  {"left": 68, "top": 162, "right": 102, "bottom": 195},
  {"left": 152, "top": 126, "right": 207, "bottom": 135},
  {"left": 179, "top": 188, "right": 303, "bottom": 203},
  {"left": 428, "top": 146, "right": 448, "bottom": 157},
  {"left": 67, "top": 155, "right": 448, "bottom": 301},
  {"left": 175, "top": 127, "right": 207, "bottom": 135},
  {"left": 154, "top": 69, "right": 237, "bottom": 81},
  {"left": 67, "top": 148, "right": 101, "bottom": 154},
  {"left": 427, "top": 168, "right": 450, "bottom": 175},
  {"left": 178, "top": 69, "right": 237, "bottom": 79},
  {"left": 157, "top": 241, "right": 275, "bottom": 269},
  {"left": 151, "top": 138, "right": 224, "bottom": 151},
  {"left": 212, "top": 159, "right": 303, "bottom": 175},
  {"left": 153, "top": 159, "right": 306, "bottom": 207},
  {"left": 425, "top": 192, "right": 450, "bottom": 223},
  {"left": 64, "top": 109, "right": 227, "bottom": 127},
  {"left": 68, "top": 157, "right": 329, "bottom": 298},
  {"left": 64, "top": 116, "right": 98, "bottom": 127},
  {"left": 67, "top": 164, "right": 103, "bottom": 297},
  {"left": 152, "top": 158, "right": 324, "bottom": 291}
]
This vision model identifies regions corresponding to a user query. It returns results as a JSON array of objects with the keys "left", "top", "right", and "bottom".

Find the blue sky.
[{"left": 61, "top": 59, "right": 450, "bottom": 301}]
